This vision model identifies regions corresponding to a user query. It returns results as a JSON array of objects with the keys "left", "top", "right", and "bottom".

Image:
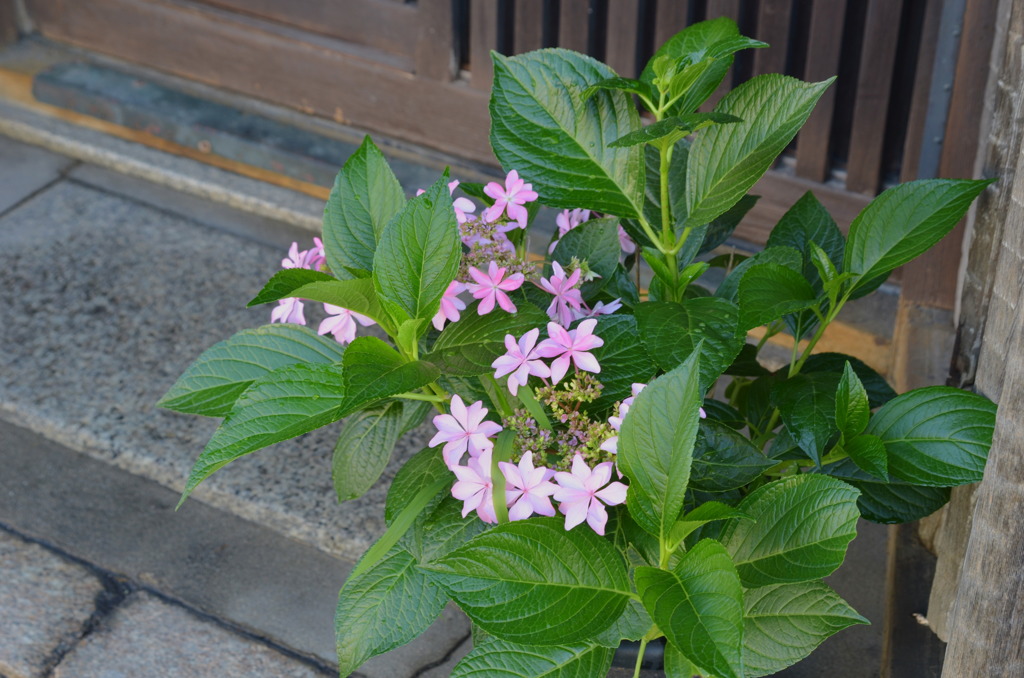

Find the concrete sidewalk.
[{"left": 0, "top": 115, "right": 888, "bottom": 677}]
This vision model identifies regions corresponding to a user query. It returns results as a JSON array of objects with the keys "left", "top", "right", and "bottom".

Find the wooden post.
[{"left": 0, "top": 0, "right": 18, "bottom": 46}]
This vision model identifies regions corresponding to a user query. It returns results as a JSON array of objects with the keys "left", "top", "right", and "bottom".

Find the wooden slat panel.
[
  {"left": 794, "top": 0, "right": 847, "bottom": 182},
  {"left": 192, "top": 0, "right": 418, "bottom": 58},
  {"left": 513, "top": 0, "right": 545, "bottom": 54},
  {"left": 701, "top": 0, "right": 742, "bottom": 110},
  {"left": 844, "top": 0, "right": 904, "bottom": 194},
  {"left": 416, "top": 0, "right": 455, "bottom": 81},
  {"left": 605, "top": 0, "right": 640, "bottom": 77},
  {"left": 898, "top": 0, "right": 944, "bottom": 183},
  {"left": 470, "top": 0, "right": 499, "bottom": 90},
  {"left": 752, "top": 0, "right": 792, "bottom": 76},
  {"left": 558, "top": 0, "right": 590, "bottom": 53},
  {"left": 0, "top": 0, "right": 17, "bottom": 46},
  {"left": 653, "top": 0, "right": 689, "bottom": 49},
  {"left": 26, "top": 0, "right": 493, "bottom": 162}
]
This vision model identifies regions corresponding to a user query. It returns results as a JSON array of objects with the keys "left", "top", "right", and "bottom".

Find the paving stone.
[
  {"left": 0, "top": 530, "right": 105, "bottom": 678},
  {"left": 0, "top": 135, "right": 74, "bottom": 214},
  {"left": 52, "top": 592, "right": 327, "bottom": 678}
]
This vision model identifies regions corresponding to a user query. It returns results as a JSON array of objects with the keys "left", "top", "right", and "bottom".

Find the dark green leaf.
[
  {"left": 844, "top": 179, "right": 993, "bottom": 297},
  {"left": 411, "top": 495, "right": 490, "bottom": 565},
  {"left": 823, "top": 458, "right": 951, "bottom": 524},
  {"left": 609, "top": 113, "right": 742, "bottom": 148},
  {"left": 835, "top": 361, "right": 870, "bottom": 438},
  {"left": 423, "top": 517, "right": 632, "bottom": 644},
  {"left": 373, "top": 173, "right": 462, "bottom": 324},
  {"left": 335, "top": 545, "right": 447, "bottom": 676},
  {"left": 585, "top": 314, "right": 658, "bottom": 413},
  {"left": 690, "top": 420, "right": 775, "bottom": 492},
  {"left": 619, "top": 351, "right": 703, "bottom": 541},
  {"left": 701, "top": 399, "right": 747, "bottom": 429},
  {"left": 771, "top": 373, "right": 841, "bottom": 465},
  {"left": 427, "top": 302, "right": 548, "bottom": 377},
  {"left": 157, "top": 325, "right": 346, "bottom": 417},
  {"left": 743, "top": 581, "right": 868, "bottom": 677},
  {"left": 332, "top": 400, "right": 430, "bottom": 502},
  {"left": 323, "top": 136, "right": 406, "bottom": 279},
  {"left": 801, "top": 353, "right": 896, "bottom": 408},
  {"left": 715, "top": 245, "right": 802, "bottom": 303},
  {"left": 385, "top": 446, "right": 450, "bottom": 524},
  {"left": 593, "top": 598, "right": 652, "bottom": 648},
  {"left": 725, "top": 343, "right": 770, "bottom": 377},
  {"left": 549, "top": 217, "right": 622, "bottom": 298},
  {"left": 248, "top": 274, "right": 387, "bottom": 329},
  {"left": 687, "top": 75, "right": 833, "bottom": 228},
  {"left": 719, "top": 474, "right": 861, "bottom": 587},
  {"left": 866, "top": 386, "right": 996, "bottom": 486},
  {"left": 669, "top": 501, "right": 751, "bottom": 547},
  {"left": 738, "top": 263, "right": 818, "bottom": 331},
  {"left": 490, "top": 50, "right": 645, "bottom": 217},
  {"left": 698, "top": 193, "right": 759, "bottom": 256},
  {"left": 844, "top": 434, "right": 888, "bottom": 480},
  {"left": 450, "top": 639, "right": 614, "bottom": 678},
  {"left": 247, "top": 268, "right": 335, "bottom": 306},
  {"left": 635, "top": 539, "right": 745, "bottom": 678},
  {"left": 766, "top": 191, "right": 845, "bottom": 288}
]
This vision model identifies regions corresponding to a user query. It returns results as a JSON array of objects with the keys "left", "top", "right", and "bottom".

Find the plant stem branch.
[{"left": 633, "top": 637, "right": 650, "bottom": 678}]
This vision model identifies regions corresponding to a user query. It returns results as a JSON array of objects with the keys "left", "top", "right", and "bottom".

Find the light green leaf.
[
  {"left": 426, "top": 302, "right": 548, "bottom": 377},
  {"left": 719, "top": 474, "right": 861, "bottom": 587},
  {"left": 635, "top": 539, "right": 745, "bottom": 678},
  {"left": 373, "top": 172, "right": 462, "bottom": 325},
  {"left": 322, "top": 136, "right": 406, "bottom": 279},
  {"left": 248, "top": 274, "right": 387, "bottom": 329},
  {"left": 618, "top": 351, "right": 703, "bottom": 541},
  {"left": 490, "top": 50, "right": 645, "bottom": 217},
  {"left": 335, "top": 545, "right": 447, "bottom": 677},
  {"left": 835, "top": 361, "right": 870, "bottom": 438},
  {"left": 450, "top": 639, "right": 614, "bottom": 678},
  {"left": 738, "top": 263, "right": 818, "bottom": 331},
  {"left": 423, "top": 517, "right": 632, "bottom": 644},
  {"left": 687, "top": 75, "right": 833, "bottom": 228},
  {"left": 664, "top": 643, "right": 702, "bottom": 678},
  {"left": 157, "top": 325, "right": 346, "bottom": 417},
  {"left": 866, "top": 386, "right": 996, "bottom": 486},
  {"left": 844, "top": 178, "right": 993, "bottom": 297},
  {"left": 743, "top": 581, "right": 868, "bottom": 677}
]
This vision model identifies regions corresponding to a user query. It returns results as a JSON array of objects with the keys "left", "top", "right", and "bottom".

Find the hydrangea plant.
[{"left": 159, "top": 18, "right": 996, "bottom": 678}]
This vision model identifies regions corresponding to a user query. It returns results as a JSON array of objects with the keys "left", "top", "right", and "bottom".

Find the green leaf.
[
  {"left": 635, "top": 298, "right": 744, "bottom": 390},
  {"left": 451, "top": 639, "right": 613, "bottom": 678},
  {"left": 414, "top": 496, "right": 490, "bottom": 565},
  {"left": 584, "top": 314, "right": 658, "bottom": 413},
  {"left": 247, "top": 268, "right": 335, "bottom": 305},
  {"left": 719, "top": 474, "right": 861, "bottom": 587},
  {"left": 698, "top": 193, "right": 759, "bottom": 256},
  {"left": 823, "top": 458, "right": 951, "bottom": 524},
  {"left": 592, "top": 598, "right": 652, "bottom": 648},
  {"left": 743, "top": 581, "right": 868, "bottom": 677},
  {"left": 738, "top": 263, "right": 818, "bottom": 331},
  {"left": 179, "top": 338, "right": 439, "bottom": 503},
  {"left": 332, "top": 399, "right": 430, "bottom": 502},
  {"left": 609, "top": 113, "right": 741, "bottom": 148},
  {"left": 426, "top": 302, "right": 548, "bottom": 377},
  {"left": 489, "top": 50, "right": 645, "bottom": 217},
  {"left": 635, "top": 539, "right": 745, "bottom": 678},
  {"left": 766, "top": 191, "right": 845, "bottom": 286},
  {"left": 664, "top": 643, "right": 702, "bottom": 678},
  {"left": 386, "top": 445, "right": 450, "bottom": 524},
  {"left": 157, "top": 325, "right": 347, "bottom": 417},
  {"left": 835, "top": 362, "right": 871, "bottom": 438},
  {"left": 549, "top": 217, "right": 622, "bottom": 298},
  {"left": 772, "top": 373, "right": 841, "bottom": 465},
  {"left": 423, "top": 517, "right": 632, "bottom": 644},
  {"left": 844, "top": 434, "right": 889, "bottom": 480},
  {"left": 618, "top": 351, "right": 703, "bottom": 541},
  {"left": 715, "top": 246, "right": 802, "bottom": 303},
  {"left": 248, "top": 274, "right": 387, "bottom": 329},
  {"left": 844, "top": 178, "right": 993, "bottom": 297},
  {"left": 686, "top": 75, "right": 833, "bottom": 228},
  {"left": 669, "top": 501, "right": 751, "bottom": 547},
  {"left": 373, "top": 172, "right": 462, "bottom": 325},
  {"left": 335, "top": 545, "right": 448, "bottom": 676},
  {"left": 801, "top": 353, "right": 896, "bottom": 408},
  {"left": 322, "top": 136, "right": 406, "bottom": 279},
  {"left": 725, "top": 343, "right": 770, "bottom": 378},
  {"left": 865, "top": 386, "right": 996, "bottom": 486},
  {"left": 583, "top": 76, "right": 656, "bottom": 105},
  {"left": 690, "top": 420, "right": 775, "bottom": 492}
]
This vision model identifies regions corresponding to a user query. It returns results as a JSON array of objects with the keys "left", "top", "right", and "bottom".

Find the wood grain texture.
[
  {"left": 701, "top": 0, "right": 741, "bottom": 110},
  {"left": 845, "top": 0, "right": 904, "bottom": 195},
  {"left": 470, "top": 0, "right": 499, "bottom": 90},
  {"left": 416, "top": 0, "right": 456, "bottom": 81},
  {"left": 899, "top": 0, "right": 944, "bottom": 183},
  {"left": 513, "top": 0, "right": 545, "bottom": 54},
  {"left": 653, "top": 0, "right": 689, "bottom": 50},
  {"left": 604, "top": 0, "right": 640, "bottom": 78},
  {"left": 752, "top": 0, "right": 792, "bottom": 77},
  {"left": 558, "top": 0, "right": 590, "bottom": 53},
  {"left": 0, "top": 0, "right": 16, "bottom": 46},
  {"left": 794, "top": 0, "right": 847, "bottom": 182}
]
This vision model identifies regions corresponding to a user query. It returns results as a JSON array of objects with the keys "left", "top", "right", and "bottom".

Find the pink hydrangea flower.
[
  {"left": 270, "top": 297, "right": 306, "bottom": 325},
  {"left": 429, "top": 395, "right": 503, "bottom": 468},
  {"left": 491, "top": 328, "right": 551, "bottom": 396},
  {"left": 451, "top": 449, "right": 498, "bottom": 524},
  {"left": 500, "top": 451, "right": 557, "bottom": 521},
  {"left": 483, "top": 170, "right": 538, "bottom": 230},
  {"left": 539, "top": 261, "right": 584, "bottom": 327},
  {"left": 535, "top": 318, "right": 604, "bottom": 384},
  {"left": 599, "top": 400, "right": 631, "bottom": 456},
  {"left": 618, "top": 226, "right": 636, "bottom": 255},
  {"left": 318, "top": 304, "right": 376, "bottom": 344},
  {"left": 281, "top": 239, "right": 325, "bottom": 271},
  {"left": 549, "top": 208, "right": 591, "bottom": 253},
  {"left": 575, "top": 298, "right": 623, "bottom": 321},
  {"left": 467, "top": 261, "right": 524, "bottom": 315},
  {"left": 553, "top": 455, "right": 628, "bottom": 535},
  {"left": 432, "top": 280, "right": 467, "bottom": 331}
]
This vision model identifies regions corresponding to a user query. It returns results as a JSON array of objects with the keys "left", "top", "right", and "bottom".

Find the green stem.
[
  {"left": 632, "top": 637, "right": 650, "bottom": 678},
  {"left": 491, "top": 430, "right": 514, "bottom": 524},
  {"left": 395, "top": 391, "right": 447, "bottom": 404}
]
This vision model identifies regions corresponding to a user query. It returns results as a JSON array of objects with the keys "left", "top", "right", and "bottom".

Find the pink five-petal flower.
[
  {"left": 618, "top": 225, "right": 636, "bottom": 255},
  {"left": 307, "top": 237, "right": 326, "bottom": 271},
  {"left": 500, "top": 451, "right": 557, "bottom": 521},
  {"left": 599, "top": 401, "right": 631, "bottom": 455},
  {"left": 491, "top": 328, "right": 551, "bottom": 396},
  {"left": 548, "top": 208, "right": 591, "bottom": 253},
  {"left": 534, "top": 318, "right": 604, "bottom": 384},
  {"left": 318, "top": 303, "right": 376, "bottom": 344},
  {"left": 281, "top": 242, "right": 310, "bottom": 269},
  {"left": 432, "top": 280, "right": 467, "bottom": 331},
  {"left": 451, "top": 449, "right": 498, "bottom": 524},
  {"left": 467, "top": 261, "right": 524, "bottom": 315},
  {"left": 429, "top": 395, "right": 503, "bottom": 468},
  {"left": 539, "top": 261, "right": 584, "bottom": 327},
  {"left": 483, "top": 170, "right": 538, "bottom": 230},
  {"left": 553, "top": 455, "right": 628, "bottom": 535},
  {"left": 270, "top": 297, "right": 306, "bottom": 325}
]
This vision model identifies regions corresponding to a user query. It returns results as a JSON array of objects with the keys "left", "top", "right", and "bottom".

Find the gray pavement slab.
[
  {"left": 0, "top": 135, "right": 75, "bottom": 214},
  {"left": 51, "top": 592, "right": 328, "bottom": 678},
  {"left": 0, "top": 530, "right": 106, "bottom": 678}
]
